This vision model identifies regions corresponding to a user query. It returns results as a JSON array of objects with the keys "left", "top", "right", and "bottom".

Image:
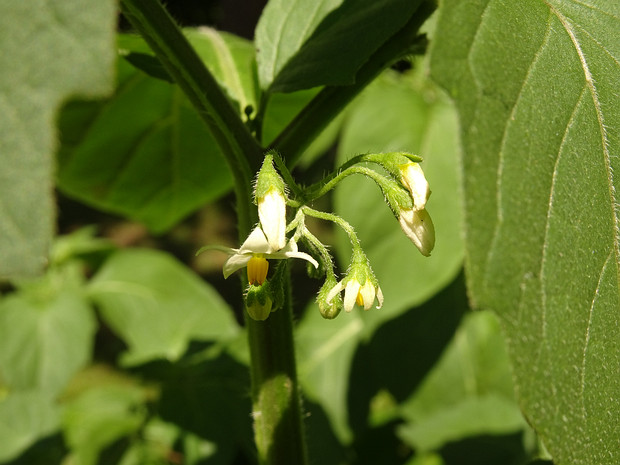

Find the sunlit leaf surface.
[{"left": 431, "top": 1, "right": 620, "bottom": 463}]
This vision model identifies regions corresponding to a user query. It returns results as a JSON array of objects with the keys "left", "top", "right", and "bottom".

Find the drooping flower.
[
  {"left": 399, "top": 162, "right": 430, "bottom": 210},
  {"left": 398, "top": 207, "right": 435, "bottom": 257},
  {"left": 325, "top": 258, "right": 383, "bottom": 312},
  {"left": 218, "top": 227, "right": 318, "bottom": 284}
]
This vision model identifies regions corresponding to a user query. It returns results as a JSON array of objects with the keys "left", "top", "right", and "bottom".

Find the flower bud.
[
  {"left": 255, "top": 154, "right": 287, "bottom": 250},
  {"left": 317, "top": 275, "right": 343, "bottom": 319},
  {"left": 245, "top": 282, "right": 273, "bottom": 321}
]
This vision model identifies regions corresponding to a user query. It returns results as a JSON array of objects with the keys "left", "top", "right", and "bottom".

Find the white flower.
[
  {"left": 326, "top": 276, "right": 383, "bottom": 312},
  {"left": 399, "top": 207, "right": 435, "bottom": 257},
  {"left": 222, "top": 227, "right": 318, "bottom": 283},
  {"left": 258, "top": 187, "right": 287, "bottom": 250},
  {"left": 399, "top": 162, "right": 430, "bottom": 210}
]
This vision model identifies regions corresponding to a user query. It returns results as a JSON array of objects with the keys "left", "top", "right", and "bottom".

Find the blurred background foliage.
[{"left": 5, "top": 0, "right": 617, "bottom": 464}]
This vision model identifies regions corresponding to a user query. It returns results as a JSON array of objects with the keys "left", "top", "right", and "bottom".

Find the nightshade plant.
[{"left": 1, "top": 1, "right": 619, "bottom": 465}]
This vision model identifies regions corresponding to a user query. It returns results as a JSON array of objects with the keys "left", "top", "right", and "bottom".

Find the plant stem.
[
  {"left": 246, "top": 268, "right": 308, "bottom": 465},
  {"left": 268, "top": 1, "right": 435, "bottom": 166}
]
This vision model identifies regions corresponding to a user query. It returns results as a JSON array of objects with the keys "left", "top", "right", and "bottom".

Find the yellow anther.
[{"left": 247, "top": 255, "right": 269, "bottom": 285}]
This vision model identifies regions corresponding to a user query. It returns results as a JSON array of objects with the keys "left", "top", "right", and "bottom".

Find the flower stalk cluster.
[{"left": 198, "top": 151, "right": 435, "bottom": 321}]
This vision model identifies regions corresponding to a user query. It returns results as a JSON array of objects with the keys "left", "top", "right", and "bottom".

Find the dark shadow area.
[
  {"left": 304, "top": 399, "right": 349, "bottom": 465},
  {"left": 349, "top": 418, "right": 412, "bottom": 465},
  {"left": 439, "top": 432, "right": 529, "bottom": 465},
  {"left": 6, "top": 434, "right": 66, "bottom": 465},
  {"left": 347, "top": 269, "right": 469, "bottom": 436},
  {"left": 130, "top": 348, "right": 254, "bottom": 464}
]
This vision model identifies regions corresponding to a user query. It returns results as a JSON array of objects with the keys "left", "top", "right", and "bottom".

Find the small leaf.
[
  {"left": 89, "top": 249, "right": 239, "bottom": 365},
  {"left": 0, "top": 391, "right": 61, "bottom": 463},
  {"left": 255, "top": 0, "right": 423, "bottom": 92},
  {"left": 431, "top": 1, "right": 620, "bottom": 462},
  {"left": 62, "top": 384, "right": 148, "bottom": 465},
  {"left": 0, "top": 0, "right": 116, "bottom": 278},
  {"left": 0, "top": 265, "right": 96, "bottom": 396}
]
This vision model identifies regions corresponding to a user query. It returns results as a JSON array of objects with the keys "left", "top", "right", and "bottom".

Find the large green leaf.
[
  {"left": 57, "top": 29, "right": 256, "bottom": 232},
  {"left": 255, "top": 0, "right": 422, "bottom": 92},
  {"left": 430, "top": 1, "right": 620, "bottom": 463},
  {"left": 88, "top": 249, "right": 239, "bottom": 365},
  {"left": 0, "top": 0, "right": 116, "bottom": 278},
  {"left": 335, "top": 69, "right": 463, "bottom": 330}
]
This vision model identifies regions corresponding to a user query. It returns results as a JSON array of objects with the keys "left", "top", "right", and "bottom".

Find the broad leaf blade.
[
  {"left": 57, "top": 52, "right": 235, "bottom": 233},
  {"left": 255, "top": 0, "right": 422, "bottom": 93},
  {"left": 431, "top": 1, "right": 620, "bottom": 463},
  {"left": 89, "top": 249, "right": 239, "bottom": 365},
  {"left": 0, "top": 1, "right": 116, "bottom": 278}
]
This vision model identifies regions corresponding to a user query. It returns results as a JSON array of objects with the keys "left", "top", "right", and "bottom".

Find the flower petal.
[
  {"left": 239, "top": 227, "right": 272, "bottom": 254},
  {"left": 258, "top": 189, "right": 287, "bottom": 250},
  {"left": 400, "top": 163, "right": 430, "bottom": 210},
  {"left": 326, "top": 280, "right": 344, "bottom": 304},
  {"left": 358, "top": 279, "right": 376, "bottom": 310},
  {"left": 375, "top": 286, "right": 384, "bottom": 309},
  {"left": 343, "top": 280, "right": 361, "bottom": 312},
  {"left": 223, "top": 253, "right": 252, "bottom": 279},
  {"left": 399, "top": 208, "right": 435, "bottom": 256}
]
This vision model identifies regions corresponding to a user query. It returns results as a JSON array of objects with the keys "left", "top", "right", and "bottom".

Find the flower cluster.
[{"left": 198, "top": 151, "right": 435, "bottom": 321}]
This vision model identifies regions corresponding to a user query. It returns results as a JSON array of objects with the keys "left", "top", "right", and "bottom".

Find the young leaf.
[
  {"left": 431, "top": 1, "right": 620, "bottom": 463},
  {"left": 88, "top": 249, "right": 239, "bottom": 366},
  {"left": 0, "top": 1, "right": 116, "bottom": 278},
  {"left": 255, "top": 0, "right": 423, "bottom": 93},
  {"left": 0, "top": 266, "right": 96, "bottom": 396}
]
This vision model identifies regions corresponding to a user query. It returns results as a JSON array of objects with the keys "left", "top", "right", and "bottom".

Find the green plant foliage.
[
  {"left": 0, "top": 391, "right": 61, "bottom": 463},
  {"left": 56, "top": 28, "right": 260, "bottom": 232},
  {"left": 255, "top": 0, "right": 423, "bottom": 92},
  {"left": 0, "top": 266, "right": 96, "bottom": 395},
  {"left": 62, "top": 384, "right": 148, "bottom": 465},
  {"left": 431, "top": 1, "right": 620, "bottom": 463},
  {"left": 89, "top": 248, "right": 239, "bottom": 365},
  {"left": 397, "top": 311, "right": 527, "bottom": 452},
  {"left": 0, "top": 0, "right": 116, "bottom": 278}
]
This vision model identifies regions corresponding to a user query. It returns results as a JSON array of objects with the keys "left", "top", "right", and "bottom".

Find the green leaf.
[
  {"left": 255, "top": 0, "right": 422, "bottom": 92},
  {"left": 62, "top": 384, "right": 148, "bottom": 465},
  {"left": 397, "top": 311, "right": 526, "bottom": 452},
  {"left": 89, "top": 249, "right": 239, "bottom": 365},
  {"left": 0, "top": 1, "right": 116, "bottom": 278},
  {"left": 0, "top": 391, "right": 61, "bottom": 463},
  {"left": 431, "top": 1, "right": 620, "bottom": 463},
  {"left": 57, "top": 55, "right": 232, "bottom": 233},
  {"left": 0, "top": 266, "right": 96, "bottom": 396},
  {"left": 334, "top": 69, "right": 463, "bottom": 329}
]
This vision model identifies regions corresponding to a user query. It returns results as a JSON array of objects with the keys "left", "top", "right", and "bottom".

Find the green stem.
[
  {"left": 247, "top": 270, "right": 308, "bottom": 465},
  {"left": 268, "top": 1, "right": 435, "bottom": 166},
  {"left": 120, "top": 2, "right": 307, "bottom": 463},
  {"left": 307, "top": 165, "right": 394, "bottom": 202}
]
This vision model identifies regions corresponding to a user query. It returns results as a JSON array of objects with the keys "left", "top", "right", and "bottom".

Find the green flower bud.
[
  {"left": 317, "top": 275, "right": 343, "bottom": 319},
  {"left": 245, "top": 282, "right": 273, "bottom": 321}
]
